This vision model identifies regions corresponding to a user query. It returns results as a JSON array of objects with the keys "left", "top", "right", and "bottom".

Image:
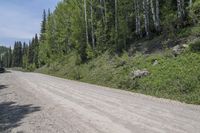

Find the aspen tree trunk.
[
  {"left": 151, "top": 0, "right": 160, "bottom": 32},
  {"left": 103, "top": 0, "right": 107, "bottom": 24},
  {"left": 84, "top": 0, "right": 89, "bottom": 45},
  {"left": 134, "top": 0, "right": 138, "bottom": 35},
  {"left": 100, "top": 0, "right": 105, "bottom": 23},
  {"left": 181, "top": 0, "right": 185, "bottom": 18},
  {"left": 115, "top": 0, "right": 118, "bottom": 45},
  {"left": 124, "top": 14, "right": 128, "bottom": 49},
  {"left": 177, "top": 0, "right": 182, "bottom": 20},
  {"left": 90, "top": 1, "right": 95, "bottom": 49},
  {"left": 100, "top": 0, "right": 103, "bottom": 14},
  {"left": 189, "top": 0, "right": 195, "bottom": 24},
  {"left": 143, "top": 0, "right": 150, "bottom": 37},
  {"left": 150, "top": 0, "right": 156, "bottom": 29},
  {"left": 177, "top": 0, "right": 185, "bottom": 25},
  {"left": 155, "top": 0, "right": 160, "bottom": 31},
  {"left": 189, "top": 0, "right": 192, "bottom": 7},
  {"left": 134, "top": 0, "right": 142, "bottom": 37}
]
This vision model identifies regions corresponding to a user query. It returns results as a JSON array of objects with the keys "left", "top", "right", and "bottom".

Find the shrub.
[
  {"left": 190, "top": 40, "right": 200, "bottom": 52},
  {"left": 192, "top": 1, "right": 200, "bottom": 21},
  {"left": 27, "top": 64, "right": 36, "bottom": 71}
]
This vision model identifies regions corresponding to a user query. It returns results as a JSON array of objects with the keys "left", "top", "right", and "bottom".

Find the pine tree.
[
  {"left": 34, "top": 34, "right": 39, "bottom": 68},
  {"left": 39, "top": 9, "right": 48, "bottom": 66},
  {"left": 40, "top": 10, "right": 47, "bottom": 41},
  {"left": 13, "top": 42, "right": 22, "bottom": 67}
]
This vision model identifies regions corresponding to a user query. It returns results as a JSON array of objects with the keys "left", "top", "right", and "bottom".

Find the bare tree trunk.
[
  {"left": 90, "top": 1, "right": 95, "bottom": 49},
  {"left": 189, "top": 0, "right": 193, "bottom": 7},
  {"left": 103, "top": 0, "right": 107, "bottom": 24},
  {"left": 124, "top": 14, "right": 128, "bottom": 49},
  {"left": 150, "top": 0, "right": 156, "bottom": 28},
  {"left": 155, "top": 0, "right": 160, "bottom": 31},
  {"left": 134, "top": 0, "right": 142, "bottom": 37},
  {"left": 181, "top": 0, "right": 185, "bottom": 17},
  {"left": 151, "top": 0, "right": 160, "bottom": 32},
  {"left": 143, "top": 0, "right": 150, "bottom": 37},
  {"left": 177, "top": 0, "right": 185, "bottom": 25},
  {"left": 177, "top": 0, "right": 181, "bottom": 19},
  {"left": 99, "top": 0, "right": 105, "bottom": 23},
  {"left": 115, "top": 0, "right": 118, "bottom": 45},
  {"left": 84, "top": 0, "right": 89, "bottom": 45}
]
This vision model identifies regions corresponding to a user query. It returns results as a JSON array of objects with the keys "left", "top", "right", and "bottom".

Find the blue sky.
[{"left": 0, "top": 0, "right": 61, "bottom": 47}]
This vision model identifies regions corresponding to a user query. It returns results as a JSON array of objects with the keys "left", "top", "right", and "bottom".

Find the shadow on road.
[
  {"left": 0, "top": 70, "right": 11, "bottom": 74},
  {"left": 4, "top": 70, "right": 11, "bottom": 73},
  {"left": 0, "top": 85, "right": 8, "bottom": 90},
  {"left": 0, "top": 102, "right": 41, "bottom": 132}
]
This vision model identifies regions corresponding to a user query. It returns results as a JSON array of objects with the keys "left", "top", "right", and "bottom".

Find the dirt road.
[{"left": 0, "top": 71, "right": 200, "bottom": 133}]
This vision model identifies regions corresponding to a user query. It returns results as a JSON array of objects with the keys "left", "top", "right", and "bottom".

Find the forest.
[
  {"left": 1, "top": 0, "right": 200, "bottom": 104},
  {"left": 1, "top": 0, "right": 200, "bottom": 68}
]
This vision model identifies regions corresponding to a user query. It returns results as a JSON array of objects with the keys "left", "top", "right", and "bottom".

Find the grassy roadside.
[
  {"left": 35, "top": 46, "right": 200, "bottom": 105},
  {"left": 9, "top": 67, "right": 29, "bottom": 72}
]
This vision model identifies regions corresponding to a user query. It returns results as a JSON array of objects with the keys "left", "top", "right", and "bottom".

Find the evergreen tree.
[
  {"left": 39, "top": 9, "right": 48, "bottom": 66},
  {"left": 22, "top": 42, "right": 29, "bottom": 68},
  {"left": 33, "top": 34, "right": 39, "bottom": 68},
  {"left": 13, "top": 41, "right": 22, "bottom": 67}
]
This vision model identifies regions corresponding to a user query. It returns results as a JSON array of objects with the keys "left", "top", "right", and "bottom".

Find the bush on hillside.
[
  {"left": 37, "top": 50, "right": 200, "bottom": 104},
  {"left": 192, "top": 1, "right": 200, "bottom": 21},
  {"left": 190, "top": 40, "right": 200, "bottom": 52}
]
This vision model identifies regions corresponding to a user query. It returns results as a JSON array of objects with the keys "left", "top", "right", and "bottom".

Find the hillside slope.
[{"left": 36, "top": 36, "right": 200, "bottom": 104}]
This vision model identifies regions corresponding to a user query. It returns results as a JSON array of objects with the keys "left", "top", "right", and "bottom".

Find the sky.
[{"left": 0, "top": 0, "right": 61, "bottom": 47}]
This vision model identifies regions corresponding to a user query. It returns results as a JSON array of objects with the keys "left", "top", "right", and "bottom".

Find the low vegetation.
[
  {"left": 36, "top": 45, "right": 200, "bottom": 104},
  {"left": 190, "top": 40, "right": 200, "bottom": 52}
]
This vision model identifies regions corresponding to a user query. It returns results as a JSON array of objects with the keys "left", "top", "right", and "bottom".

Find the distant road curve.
[{"left": 0, "top": 71, "right": 200, "bottom": 133}]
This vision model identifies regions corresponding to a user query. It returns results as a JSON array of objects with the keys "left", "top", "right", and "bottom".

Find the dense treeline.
[
  {"left": 0, "top": 46, "right": 11, "bottom": 67},
  {"left": 0, "top": 34, "right": 39, "bottom": 69},
  {"left": 1, "top": 0, "right": 200, "bottom": 69}
]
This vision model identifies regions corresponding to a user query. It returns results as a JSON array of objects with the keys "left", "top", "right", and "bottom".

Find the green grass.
[
  {"left": 36, "top": 49, "right": 200, "bottom": 105},
  {"left": 177, "top": 25, "right": 200, "bottom": 38}
]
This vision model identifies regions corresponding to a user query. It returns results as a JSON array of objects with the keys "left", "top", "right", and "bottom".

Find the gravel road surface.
[{"left": 0, "top": 71, "right": 200, "bottom": 133}]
